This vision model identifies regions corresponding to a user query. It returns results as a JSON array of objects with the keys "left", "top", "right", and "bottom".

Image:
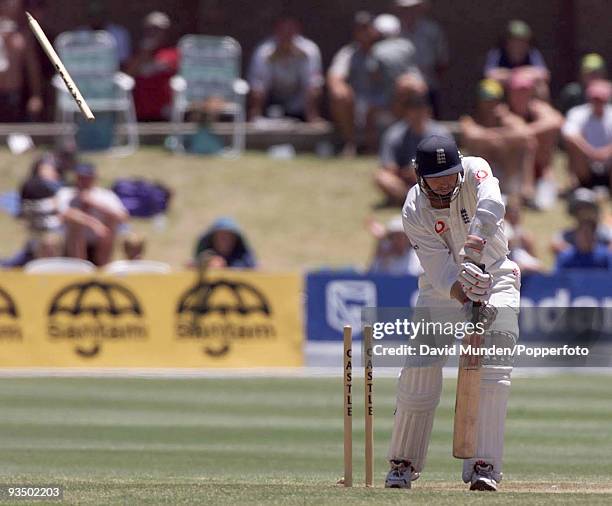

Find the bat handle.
[{"left": 470, "top": 263, "right": 486, "bottom": 318}]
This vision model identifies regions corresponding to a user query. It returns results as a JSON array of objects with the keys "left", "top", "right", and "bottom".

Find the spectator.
[
  {"left": 193, "top": 217, "right": 256, "bottom": 269},
  {"left": 123, "top": 231, "right": 146, "bottom": 260},
  {"left": 374, "top": 74, "right": 451, "bottom": 206},
  {"left": 559, "top": 53, "right": 607, "bottom": 115},
  {"left": 551, "top": 188, "right": 611, "bottom": 255},
  {"left": 555, "top": 219, "right": 612, "bottom": 271},
  {"left": 368, "top": 215, "right": 422, "bottom": 276},
  {"left": 83, "top": 0, "right": 132, "bottom": 65},
  {"left": 562, "top": 79, "right": 612, "bottom": 191},
  {"left": 125, "top": 11, "right": 177, "bottom": 120},
  {"left": 484, "top": 19, "right": 549, "bottom": 98},
  {"left": 0, "top": 0, "right": 43, "bottom": 121},
  {"left": 506, "top": 70, "right": 563, "bottom": 207},
  {"left": 28, "top": 152, "right": 62, "bottom": 189},
  {"left": 57, "top": 163, "right": 128, "bottom": 266},
  {"left": 394, "top": 0, "right": 449, "bottom": 118},
  {"left": 504, "top": 195, "right": 543, "bottom": 274},
  {"left": 368, "top": 14, "right": 421, "bottom": 117},
  {"left": 248, "top": 15, "right": 323, "bottom": 122},
  {"left": 327, "top": 11, "right": 380, "bottom": 156},
  {"left": 460, "top": 79, "right": 536, "bottom": 198},
  {"left": 1, "top": 157, "right": 63, "bottom": 268}
]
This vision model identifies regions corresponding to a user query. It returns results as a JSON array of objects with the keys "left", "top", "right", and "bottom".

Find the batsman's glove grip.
[{"left": 458, "top": 261, "right": 491, "bottom": 303}]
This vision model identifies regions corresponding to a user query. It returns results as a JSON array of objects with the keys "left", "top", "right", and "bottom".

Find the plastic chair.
[
  {"left": 103, "top": 260, "right": 172, "bottom": 275},
  {"left": 53, "top": 30, "right": 139, "bottom": 156},
  {"left": 170, "top": 35, "right": 249, "bottom": 157},
  {"left": 24, "top": 257, "right": 96, "bottom": 274}
]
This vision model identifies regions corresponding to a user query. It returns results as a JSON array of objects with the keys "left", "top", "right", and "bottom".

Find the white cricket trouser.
[{"left": 387, "top": 269, "right": 520, "bottom": 483}]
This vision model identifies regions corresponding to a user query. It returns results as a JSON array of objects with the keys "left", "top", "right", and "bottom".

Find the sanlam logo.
[
  {"left": 47, "top": 279, "right": 148, "bottom": 357},
  {"left": 176, "top": 277, "right": 276, "bottom": 357}
]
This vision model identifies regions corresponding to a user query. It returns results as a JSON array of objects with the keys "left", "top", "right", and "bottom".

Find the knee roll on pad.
[{"left": 395, "top": 365, "right": 443, "bottom": 412}]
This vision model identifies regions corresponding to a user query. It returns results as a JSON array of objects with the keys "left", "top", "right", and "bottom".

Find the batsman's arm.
[{"left": 461, "top": 160, "right": 506, "bottom": 264}]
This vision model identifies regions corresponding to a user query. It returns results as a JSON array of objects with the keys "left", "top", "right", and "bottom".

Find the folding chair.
[
  {"left": 53, "top": 30, "right": 139, "bottom": 156},
  {"left": 24, "top": 257, "right": 96, "bottom": 274},
  {"left": 103, "top": 260, "right": 172, "bottom": 275},
  {"left": 170, "top": 35, "right": 249, "bottom": 157}
]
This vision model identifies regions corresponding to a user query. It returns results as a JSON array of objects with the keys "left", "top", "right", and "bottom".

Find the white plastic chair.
[
  {"left": 53, "top": 30, "right": 139, "bottom": 156},
  {"left": 24, "top": 257, "right": 96, "bottom": 274},
  {"left": 103, "top": 260, "right": 172, "bottom": 275},
  {"left": 170, "top": 35, "right": 249, "bottom": 157}
]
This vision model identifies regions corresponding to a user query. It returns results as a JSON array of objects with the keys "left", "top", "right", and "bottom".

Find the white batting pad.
[
  {"left": 387, "top": 365, "right": 443, "bottom": 473},
  {"left": 462, "top": 366, "right": 512, "bottom": 483}
]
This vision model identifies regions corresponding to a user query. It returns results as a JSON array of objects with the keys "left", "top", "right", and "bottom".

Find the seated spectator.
[
  {"left": 193, "top": 217, "right": 256, "bottom": 269},
  {"left": 368, "top": 216, "right": 422, "bottom": 276},
  {"left": 0, "top": 0, "right": 43, "bottom": 121},
  {"left": 83, "top": 0, "right": 132, "bottom": 66},
  {"left": 248, "top": 15, "right": 323, "bottom": 122},
  {"left": 484, "top": 19, "right": 549, "bottom": 99},
  {"left": 506, "top": 70, "right": 563, "bottom": 207},
  {"left": 327, "top": 11, "right": 379, "bottom": 156},
  {"left": 562, "top": 79, "right": 612, "bottom": 191},
  {"left": 1, "top": 165, "right": 63, "bottom": 268},
  {"left": 555, "top": 219, "right": 612, "bottom": 270},
  {"left": 122, "top": 231, "right": 146, "bottom": 260},
  {"left": 57, "top": 163, "right": 128, "bottom": 266},
  {"left": 125, "top": 11, "right": 177, "bottom": 120},
  {"left": 368, "top": 14, "right": 421, "bottom": 117},
  {"left": 395, "top": 0, "right": 449, "bottom": 118},
  {"left": 551, "top": 188, "right": 611, "bottom": 255},
  {"left": 559, "top": 53, "right": 607, "bottom": 115},
  {"left": 374, "top": 75, "right": 451, "bottom": 206},
  {"left": 460, "top": 79, "right": 536, "bottom": 197},
  {"left": 504, "top": 195, "right": 543, "bottom": 273},
  {"left": 28, "top": 152, "right": 63, "bottom": 189}
]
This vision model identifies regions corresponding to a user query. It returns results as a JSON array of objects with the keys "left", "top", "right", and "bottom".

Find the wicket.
[
  {"left": 26, "top": 11, "right": 95, "bottom": 122},
  {"left": 342, "top": 324, "right": 374, "bottom": 487}
]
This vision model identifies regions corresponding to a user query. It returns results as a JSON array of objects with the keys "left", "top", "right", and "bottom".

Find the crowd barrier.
[
  {"left": 306, "top": 270, "right": 612, "bottom": 342},
  {"left": 2, "top": 269, "right": 612, "bottom": 368},
  {"left": 0, "top": 271, "right": 302, "bottom": 368}
]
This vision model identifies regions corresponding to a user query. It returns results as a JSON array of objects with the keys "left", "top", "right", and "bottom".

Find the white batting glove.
[
  {"left": 458, "top": 262, "right": 492, "bottom": 303},
  {"left": 462, "top": 234, "right": 486, "bottom": 264}
]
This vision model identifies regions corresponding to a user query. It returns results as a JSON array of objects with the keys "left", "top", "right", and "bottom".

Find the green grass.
[
  {"left": 0, "top": 147, "right": 581, "bottom": 270},
  {"left": 0, "top": 374, "right": 610, "bottom": 504}
]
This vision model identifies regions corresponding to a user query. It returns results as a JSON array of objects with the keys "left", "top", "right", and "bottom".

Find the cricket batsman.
[{"left": 385, "top": 135, "right": 520, "bottom": 491}]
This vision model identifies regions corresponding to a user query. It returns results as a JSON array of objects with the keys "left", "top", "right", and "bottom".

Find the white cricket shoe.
[
  {"left": 384, "top": 460, "right": 417, "bottom": 489},
  {"left": 468, "top": 460, "right": 498, "bottom": 491}
]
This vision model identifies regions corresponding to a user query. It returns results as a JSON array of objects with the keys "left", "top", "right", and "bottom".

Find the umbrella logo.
[
  {"left": 0, "top": 285, "right": 22, "bottom": 342},
  {"left": 0, "top": 286, "right": 18, "bottom": 318},
  {"left": 176, "top": 278, "right": 275, "bottom": 357},
  {"left": 47, "top": 279, "right": 147, "bottom": 357}
]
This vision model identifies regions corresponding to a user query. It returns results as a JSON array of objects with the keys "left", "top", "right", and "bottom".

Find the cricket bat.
[{"left": 452, "top": 300, "right": 484, "bottom": 459}]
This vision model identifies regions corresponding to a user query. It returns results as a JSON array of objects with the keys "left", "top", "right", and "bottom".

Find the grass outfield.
[
  {"left": 0, "top": 148, "right": 577, "bottom": 270},
  {"left": 0, "top": 374, "right": 610, "bottom": 504}
]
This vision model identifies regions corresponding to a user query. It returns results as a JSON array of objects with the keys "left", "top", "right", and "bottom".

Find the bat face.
[{"left": 453, "top": 302, "right": 487, "bottom": 459}]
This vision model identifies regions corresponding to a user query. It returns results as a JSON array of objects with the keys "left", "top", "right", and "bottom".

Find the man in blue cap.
[{"left": 384, "top": 135, "right": 520, "bottom": 491}]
